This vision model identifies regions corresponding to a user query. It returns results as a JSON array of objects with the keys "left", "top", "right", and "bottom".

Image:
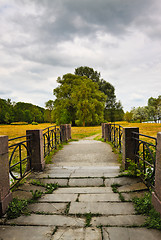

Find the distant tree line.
[
  {"left": 0, "top": 99, "right": 51, "bottom": 124},
  {"left": 47, "top": 66, "right": 124, "bottom": 126},
  {"left": 124, "top": 96, "right": 161, "bottom": 123}
]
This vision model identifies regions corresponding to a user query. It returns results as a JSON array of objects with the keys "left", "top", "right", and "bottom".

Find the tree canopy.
[
  {"left": 75, "top": 66, "right": 124, "bottom": 122},
  {"left": 53, "top": 73, "right": 106, "bottom": 126}
]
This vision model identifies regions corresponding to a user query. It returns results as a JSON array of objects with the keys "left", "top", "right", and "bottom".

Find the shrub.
[{"left": 32, "top": 121, "right": 38, "bottom": 125}]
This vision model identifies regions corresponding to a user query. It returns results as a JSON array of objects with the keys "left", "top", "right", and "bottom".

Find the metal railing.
[
  {"left": 132, "top": 132, "right": 157, "bottom": 188},
  {"left": 9, "top": 135, "right": 32, "bottom": 189},
  {"left": 43, "top": 126, "right": 61, "bottom": 157},
  {"left": 109, "top": 124, "right": 123, "bottom": 153}
]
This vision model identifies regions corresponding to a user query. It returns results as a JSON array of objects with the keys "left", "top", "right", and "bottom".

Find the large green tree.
[
  {"left": 53, "top": 73, "right": 106, "bottom": 126},
  {"left": 132, "top": 107, "right": 149, "bottom": 123},
  {"left": 0, "top": 98, "right": 14, "bottom": 124},
  {"left": 148, "top": 96, "right": 161, "bottom": 122},
  {"left": 75, "top": 66, "right": 124, "bottom": 122},
  {"left": 45, "top": 100, "right": 54, "bottom": 123}
]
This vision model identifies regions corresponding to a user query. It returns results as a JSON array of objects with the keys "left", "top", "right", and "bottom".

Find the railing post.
[
  {"left": 102, "top": 123, "right": 105, "bottom": 139},
  {"left": 67, "top": 124, "right": 72, "bottom": 139},
  {"left": 152, "top": 132, "right": 161, "bottom": 215},
  {"left": 104, "top": 123, "right": 109, "bottom": 141},
  {"left": 66, "top": 124, "right": 69, "bottom": 141},
  {"left": 0, "top": 136, "right": 12, "bottom": 216},
  {"left": 108, "top": 123, "right": 111, "bottom": 142},
  {"left": 60, "top": 124, "right": 67, "bottom": 142},
  {"left": 26, "top": 130, "right": 45, "bottom": 171},
  {"left": 122, "top": 127, "right": 139, "bottom": 170}
]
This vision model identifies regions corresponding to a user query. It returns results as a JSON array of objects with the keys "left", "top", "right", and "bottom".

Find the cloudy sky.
[{"left": 0, "top": 0, "right": 161, "bottom": 111}]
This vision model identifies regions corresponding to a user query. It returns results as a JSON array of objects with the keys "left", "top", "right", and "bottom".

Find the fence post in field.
[
  {"left": 60, "top": 124, "right": 67, "bottom": 142},
  {"left": 152, "top": 132, "right": 161, "bottom": 215},
  {"left": 122, "top": 127, "right": 139, "bottom": 170},
  {"left": 0, "top": 136, "right": 12, "bottom": 216},
  {"left": 26, "top": 130, "right": 45, "bottom": 171}
]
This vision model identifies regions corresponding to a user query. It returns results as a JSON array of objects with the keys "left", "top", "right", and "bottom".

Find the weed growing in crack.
[
  {"left": 64, "top": 203, "right": 70, "bottom": 215},
  {"left": 6, "top": 198, "right": 29, "bottom": 219},
  {"left": 45, "top": 183, "right": 59, "bottom": 194},
  {"left": 30, "top": 179, "right": 45, "bottom": 187},
  {"left": 111, "top": 184, "right": 121, "bottom": 193},
  {"left": 30, "top": 189, "right": 43, "bottom": 202},
  {"left": 85, "top": 212, "right": 92, "bottom": 227},
  {"left": 111, "top": 183, "right": 125, "bottom": 202}
]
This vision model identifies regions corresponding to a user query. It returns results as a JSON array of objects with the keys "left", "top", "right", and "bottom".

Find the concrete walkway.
[{"left": 1, "top": 137, "right": 161, "bottom": 239}]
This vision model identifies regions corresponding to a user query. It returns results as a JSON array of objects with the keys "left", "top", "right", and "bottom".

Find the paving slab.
[
  {"left": 69, "top": 202, "right": 135, "bottom": 215},
  {"left": 54, "top": 187, "right": 113, "bottom": 194},
  {"left": 39, "top": 193, "right": 78, "bottom": 202},
  {"left": 52, "top": 227, "right": 102, "bottom": 240},
  {"left": 105, "top": 177, "right": 141, "bottom": 187},
  {"left": 91, "top": 215, "right": 146, "bottom": 226},
  {"left": 118, "top": 182, "right": 148, "bottom": 192},
  {"left": 39, "top": 178, "right": 68, "bottom": 186},
  {"left": 34, "top": 173, "right": 71, "bottom": 179},
  {"left": 0, "top": 226, "right": 54, "bottom": 240},
  {"left": 7, "top": 214, "right": 85, "bottom": 227},
  {"left": 28, "top": 203, "right": 67, "bottom": 214},
  {"left": 17, "top": 183, "right": 46, "bottom": 192},
  {"left": 79, "top": 193, "right": 120, "bottom": 202},
  {"left": 122, "top": 191, "right": 148, "bottom": 201},
  {"left": 103, "top": 172, "right": 120, "bottom": 177},
  {"left": 53, "top": 140, "right": 118, "bottom": 167},
  {"left": 103, "top": 227, "right": 161, "bottom": 240},
  {"left": 69, "top": 178, "right": 103, "bottom": 187},
  {"left": 12, "top": 190, "right": 33, "bottom": 200}
]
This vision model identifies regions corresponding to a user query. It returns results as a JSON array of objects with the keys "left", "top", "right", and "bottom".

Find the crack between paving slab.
[
  {"left": 104, "top": 228, "right": 111, "bottom": 240},
  {"left": 54, "top": 227, "right": 68, "bottom": 240}
]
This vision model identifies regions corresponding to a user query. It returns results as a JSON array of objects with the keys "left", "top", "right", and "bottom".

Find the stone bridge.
[{"left": 1, "top": 135, "right": 161, "bottom": 239}]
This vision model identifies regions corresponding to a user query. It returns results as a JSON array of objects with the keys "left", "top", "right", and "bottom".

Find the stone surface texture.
[{"left": 1, "top": 135, "right": 161, "bottom": 239}]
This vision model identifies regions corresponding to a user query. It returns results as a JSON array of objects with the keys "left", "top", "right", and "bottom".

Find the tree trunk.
[{"left": 83, "top": 120, "right": 85, "bottom": 127}]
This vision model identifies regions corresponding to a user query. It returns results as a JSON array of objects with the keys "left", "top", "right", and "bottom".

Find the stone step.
[
  {"left": 68, "top": 178, "right": 103, "bottom": 187},
  {"left": 54, "top": 187, "right": 113, "bottom": 194},
  {"left": 69, "top": 202, "right": 135, "bottom": 215},
  {"left": 7, "top": 214, "right": 85, "bottom": 227},
  {"left": 52, "top": 227, "right": 102, "bottom": 240},
  {"left": 28, "top": 202, "right": 67, "bottom": 214},
  {"left": 79, "top": 193, "right": 120, "bottom": 202},
  {"left": 39, "top": 193, "right": 78, "bottom": 202},
  {"left": 102, "top": 227, "right": 161, "bottom": 240},
  {"left": 0, "top": 226, "right": 54, "bottom": 240},
  {"left": 91, "top": 215, "right": 146, "bottom": 227}
]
